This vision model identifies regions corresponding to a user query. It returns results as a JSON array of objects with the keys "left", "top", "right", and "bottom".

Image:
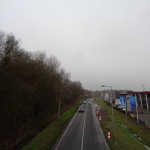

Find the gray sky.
[{"left": 1, "top": 0, "right": 150, "bottom": 91}]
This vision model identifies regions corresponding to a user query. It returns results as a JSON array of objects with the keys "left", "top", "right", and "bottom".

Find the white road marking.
[
  {"left": 81, "top": 103, "right": 88, "bottom": 150},
  {"left": 55, "top": 111, "right": 78, "bottom": 150}
]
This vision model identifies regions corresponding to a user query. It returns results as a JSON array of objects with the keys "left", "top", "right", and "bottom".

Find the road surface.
[{"left": 53, "top": 99, "right": 109, "bottom": 150}]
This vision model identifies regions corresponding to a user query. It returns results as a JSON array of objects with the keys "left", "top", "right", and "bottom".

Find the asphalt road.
[{"left": 53, "top": 99, "right": 109, "bottom": 150}]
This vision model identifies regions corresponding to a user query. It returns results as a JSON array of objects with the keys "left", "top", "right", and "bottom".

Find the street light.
[
  {"left": 101, "top": 85, "right": 115, "bottom": 140},
  {"left": 142, "top": 85, "right": 145, "bottom": 91}
]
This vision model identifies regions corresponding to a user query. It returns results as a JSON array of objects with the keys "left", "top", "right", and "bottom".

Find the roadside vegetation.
[
  {"left": 21, "top": 100, "right": 84, "bottom": 150},
  {"left": 0, "top": 30, "right": 89, "bottom": 150},
  {"left": 97, "top": 99, "right": 150, "bottom": 150}
]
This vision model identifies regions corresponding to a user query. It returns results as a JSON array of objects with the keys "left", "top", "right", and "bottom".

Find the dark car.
[{"left": 78, "top": 106, "right": 84, "bottom": 112}]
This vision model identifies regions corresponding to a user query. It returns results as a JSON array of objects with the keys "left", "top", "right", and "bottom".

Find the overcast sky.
[{"left": 1, "top": 0, "right": 150, "bottom": 91}]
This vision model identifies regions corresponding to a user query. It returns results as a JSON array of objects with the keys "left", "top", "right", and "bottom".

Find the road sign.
[
  {"left": 99, "top": 116, "right": 101, "bottom": 120},
  {"left": 120, "top": 96, "right": 126, "bottom": 106},
  {"left": 108, "top": 132, "right": 110, "bottom": 139},
  {"left": 130, "top": 96, "right": 136, "bottom": 110},
  {"left": 96, "top": 110, "right": 98, "bottom": 115}
]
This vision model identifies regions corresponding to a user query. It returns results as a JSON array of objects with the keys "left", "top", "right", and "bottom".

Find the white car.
[{"left": 122, "top": 107, "right": 126, "bottom": 111}]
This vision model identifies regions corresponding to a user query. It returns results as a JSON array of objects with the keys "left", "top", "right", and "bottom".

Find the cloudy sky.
[{"left": 1, "top": 0, "right": 150, "bottom": 91}]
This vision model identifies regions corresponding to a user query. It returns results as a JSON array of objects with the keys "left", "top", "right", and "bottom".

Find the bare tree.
[
  {"left": 0, "top": 31, "right": 85, "bottom": 149},
  {"left": 55, "top": 68, "right": 70, "bottom": 119}
]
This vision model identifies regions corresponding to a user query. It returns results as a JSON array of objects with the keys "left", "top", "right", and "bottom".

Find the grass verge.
[
  {"left": 97, "top": 99, "right": 150, "bottom": 150},
  {"left": 21, "top": 100, "right": 84, "bottom": 150}
]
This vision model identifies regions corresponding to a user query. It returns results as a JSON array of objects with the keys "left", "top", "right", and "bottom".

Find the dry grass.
[{"left": 97, "top": 99, "right": 150, "bottom": 150}]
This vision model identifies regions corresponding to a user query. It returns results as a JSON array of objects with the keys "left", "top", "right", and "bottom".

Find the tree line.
[{"left": 0, "top": 30, "right": 84, "bottom": 142}]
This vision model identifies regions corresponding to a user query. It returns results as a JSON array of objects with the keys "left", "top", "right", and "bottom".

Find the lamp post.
[
  {"left": 101, "top": 85, "right": 115, "bottom": 140},
  {"left": 142, "top": 85, "right": 145, "bottom": 91}
]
